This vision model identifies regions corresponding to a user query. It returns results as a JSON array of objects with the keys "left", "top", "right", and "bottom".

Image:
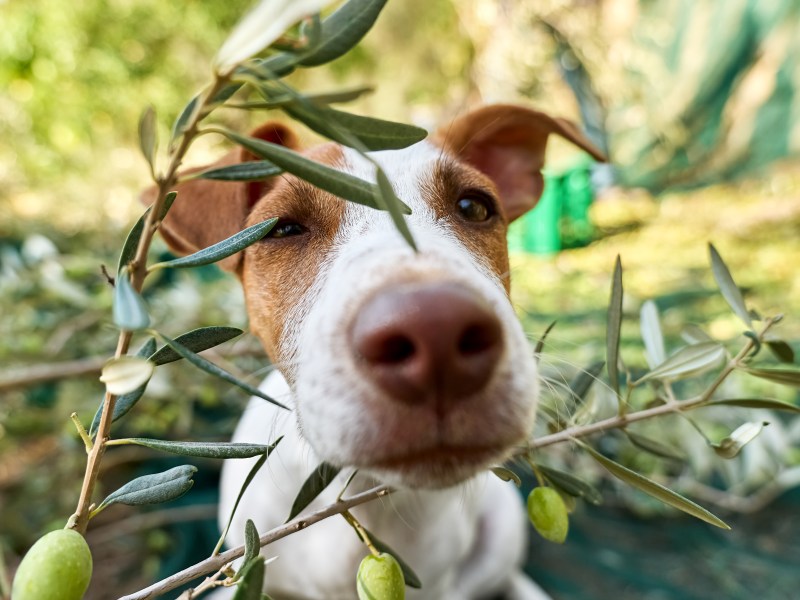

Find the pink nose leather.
[{"left": 351, "top": 283, "right": 503, "bottom": 413}]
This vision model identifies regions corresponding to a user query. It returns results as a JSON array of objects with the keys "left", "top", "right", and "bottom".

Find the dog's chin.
[{"left": 357, "top": 444, "right": 514, "bottom": 490}]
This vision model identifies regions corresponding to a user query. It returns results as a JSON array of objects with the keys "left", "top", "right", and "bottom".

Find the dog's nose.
[{"left": 351, "top": 283, "right": 503, "bottom": 411}]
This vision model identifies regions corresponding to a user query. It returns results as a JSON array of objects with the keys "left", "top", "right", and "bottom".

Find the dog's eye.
[
  {"left": 267, "top": 220, "right": 306, "bottom": 239},
  {"left": 456, "top": 194, "right": 495, "bottom": 222}
]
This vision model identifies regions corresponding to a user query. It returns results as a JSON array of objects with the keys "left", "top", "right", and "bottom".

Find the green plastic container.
[{"left": 508, "top": 156, "right": 595, "bottom": 255}]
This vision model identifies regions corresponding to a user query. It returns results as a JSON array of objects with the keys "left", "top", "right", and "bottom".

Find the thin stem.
[
  {"left": 342, "top": 510, "right": 379, "bottom": 556},
  {"left": 117, "top": 485, "right": 392, "bottom": 600},
  {"left": 71, "top": 412, "right": 93, "bottom": 452},
  {"left": 69, "top": 74, "right": 229, "bottom": 536},
  {"left": 526, "top": 318, "right": 777, "bottom": 452}
]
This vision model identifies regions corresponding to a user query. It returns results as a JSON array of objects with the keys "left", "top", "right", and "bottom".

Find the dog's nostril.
[
  {"left": 458, "top": 324, "right": 498, "bottom": 355},
  {"left": 375, "top": 335, "right": 416, "bottom": 364}
]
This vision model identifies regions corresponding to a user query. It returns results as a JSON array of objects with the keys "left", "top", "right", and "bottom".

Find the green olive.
[
  {"left": 356, "top": 552, "right": 405, "bottom": 600},
  {"left": 12, "top": 528, "right": 93, "bottom": 600},
  {"left": 527, "top": 487, "right": 569, "bottom": 544}
]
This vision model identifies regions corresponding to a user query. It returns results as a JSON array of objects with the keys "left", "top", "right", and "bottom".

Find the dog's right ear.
[{"left": 140, "top": 122, "right": 299, "bottom": 273}]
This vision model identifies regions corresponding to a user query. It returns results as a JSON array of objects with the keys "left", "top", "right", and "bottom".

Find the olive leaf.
[
  {"left": 625, "top": 431, "right": 686, "bottom": 461},
  {"left": 606, "top": 256, "right": 623, "bottom": 397},
  {"left": 240, "top": 520, "right": 261, "bottom": 576},
  {"left": 640, "top": 300, "right": 666, "bottom": 368},
  {"left": 297, "top": 0, "right": 389, "bottom": 67},
  {"left": 635, "top": 342, "right": 726, "bottom": 384},
  {"left": 708, "top": 243, "right": 752, "bottom": 328},
  {"left": 156, "top": 332, "right": 288, "bottom": 409},
  {"left": 711, "top": 421, "right": 769, "bottom": 459},
  {"left": 581, "top": 444, "right": 729, "bottom": 529},
  {"left": 111, "top": 437, "right": 281, "bottom": 459},
  {"left": 149, "top": 326, "right": 243, "bottom": 366},
  {"left": 680, "top": 324, "right": 714, "bottom": 345},
  {"left": 232, "top": 555, "right": 265, "bottom": 600},
  {"left": 766, "top": 339, "right": 795, "bottom": 364},
  {"left": 99, "top": 356, "right": 154, "bottom": 396},
  {"left": 742, "top": 367, "right": 800, "bottom": 387},
  {"left": 375, "top": 166, "right": 416, "bottom": 249},
  {"left": 216, "top": 128, "right": 410, "bottom": 214},
  {"left": 286, "top": 462, "right": 342, "bottom": 522},
  {"left": 138, "top": 106, "right": 157, "bottom": 176},
  {"left": 89, "top": 337, "right": 157, "bottom": 437},
  {"left": 705, "top": 398, "right": 800, "bottom": 413},
  {"left": 568, "top": 361, "right": 606, "bottom": 403},
  {"left": 149, "top": 218, "right": 278, "bottom": 270},
  {"left": 490, "top": 467, "right": 522, "bottom": 487},
  {"left": 113, "top": 268, "right": 150, "bottom": 331},
  {"left": 216, "top": 444, "right": 279, "bottom": 556},
  {"left": 118, "top": 192, "right": 177, "bottom": 273},
  {"left": 195, "top": 161, "right": 283, "bottom": 182},
  {"left": 281, "top": 99, "right": 427, "bottom": 151},
  {"left": 537, "top": 465, "right": 603, "bottom": 505},
  {"left": 95, "top": 465, "right": 196, "bottom": 513}
]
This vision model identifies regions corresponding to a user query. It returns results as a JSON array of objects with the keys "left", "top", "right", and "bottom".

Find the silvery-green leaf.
[
  {"left": 150, "top": 218, "right": 277, "bottom": 270},
  {"left": 232, "top": 555, "right": 265, "bottom": 600},
  {"left": 118, "top": 192, "right": 178, "bottom": 274},
  {"left": 625, "top": 431, "right": 686, "bottom": 461},
  {"left": 286, "top": 462, "right": 342, "bottom": 522},
  {"left": 568, "top": 361, "right": 606, "bottom": 403},
  {"left": 490, "top": 467, "right": 521, "bottom": 487},
  {"left": 712, "top": 421, "right": 768, "bottom": 459},
  {"left": 170, "top": 85, "right": 241, "bottom": 146},
  {"left": 218, "top": 128, "right": 411, "bottom": 214},
  {"left": 100, "top": 356, "right": 154, "bottom": 396},
  {"left": 537, "top": 465, "right": 603, "bottom": 505},
  {"left": 196, "top": 161, "right": 283, "bottom": 182},
  {"left": 157, "top": 333, "right": 288, "bottom": 409},
  {"left": 534, "top": 321, "right": 557, "bottom": 358},
  {"left": 709, "top": 243, "right": 752, "bottom": 328},
  {"left": 89, "top": 338, "right": 157, "bottom": 436},
  {"left": 298, "top": 0, "right": 390, "bottom": 67},
  {"left": 363, "top": 528, "right": 422, "bottom": 589},
  {"left": 217, "top": 450, "right": 273, "bottom": 556},
  {"left": 606, "top": 256, "right": 623, "bottom": 397},
  {"left": 766, "top": 340, "right": 795, "bottom": 364},
  {"left": 582, "top": 444, "right": 729, "bottom": 529},
  {"left": 640, "top": 300, "right": 666, "bottom": 369},
  {"left": 241, "top": 520, "right": 260, "bottom": 573},
  {"left": 138, "top": 106, "right": 157, "bottom": 174},
  {"left": 303, "top": 86, "right": 374, "bottom": 105},
  {"left": 742, "top": 367, "right": 800, "bottom": 387},
  {"left": 96, "top": 465, "right": 196, "bottom": 511},
  {"left": 113, "top": 269, "right": 150, "bottom": 331},
  {"left": 117, "top": 438, "right": 280, "bottom": 459},
  {"left": 149, "top": 326, "right": 243, "bottom": 366},
  {"left": 376, "top": 166, "right": 415, "bottom": 249},
  {"left": 282, "top": 100, "right": 427, "bottom": 151},
  {"left": 706, "top": 397, "right": 800, "bottom": 413},
  {"left": 636, "top": 342, "right": 725, "bottom": 383},
  {"left": 680, "top": 324, "right": 714, "bottom": 345}
]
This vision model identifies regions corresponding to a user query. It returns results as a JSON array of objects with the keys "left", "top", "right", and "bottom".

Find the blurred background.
[{"left": 1, "top": 0, "right": 799, "bottom": 598}]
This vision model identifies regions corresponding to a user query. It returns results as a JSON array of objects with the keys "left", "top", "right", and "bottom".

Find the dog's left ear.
[{"left": 434, "top": 104, "right": 606, "bottom": 222}]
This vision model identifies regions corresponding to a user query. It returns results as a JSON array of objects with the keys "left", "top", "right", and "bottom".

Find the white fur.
[{"left": 216, "top": 142, "right": 547, "bottom": 599}]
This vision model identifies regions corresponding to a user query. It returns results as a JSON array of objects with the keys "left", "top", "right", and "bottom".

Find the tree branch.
[{"left": 117, "top": 485, "right": 392, "bottom": 600}]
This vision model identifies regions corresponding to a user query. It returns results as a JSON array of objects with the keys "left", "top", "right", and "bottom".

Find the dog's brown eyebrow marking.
[{"left": 420, "top": 158, "right": 511, "bottom": 292}]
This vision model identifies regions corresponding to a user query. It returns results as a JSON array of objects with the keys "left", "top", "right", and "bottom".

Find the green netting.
[{"left": 611, "top": 0, "right": 800, "bottom": 192}]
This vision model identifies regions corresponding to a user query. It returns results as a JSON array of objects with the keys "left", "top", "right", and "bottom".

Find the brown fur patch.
[
  {"left": 420, "top": 158, "right": 512, "bottom": 293},
  {"left": 242, "top": 144, "right": 347, "bottom": 371}
]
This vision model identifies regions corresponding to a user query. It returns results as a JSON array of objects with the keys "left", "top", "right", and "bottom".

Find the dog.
[{"left": 149, "top": 104, "right": 604, "bottom": 599}]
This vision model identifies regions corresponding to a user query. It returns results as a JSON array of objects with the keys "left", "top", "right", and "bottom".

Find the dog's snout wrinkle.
[{"left": 351, "top": 282, "right": 503, "bottom": 413}]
